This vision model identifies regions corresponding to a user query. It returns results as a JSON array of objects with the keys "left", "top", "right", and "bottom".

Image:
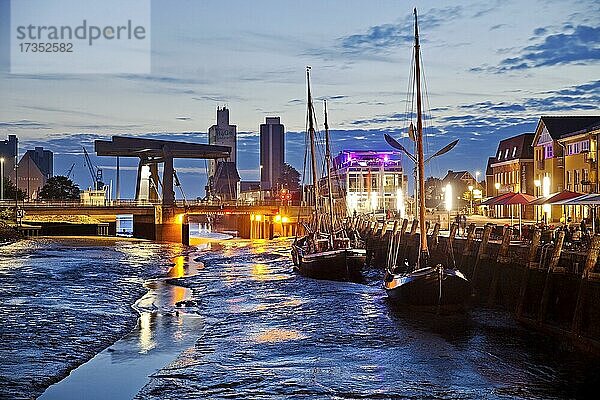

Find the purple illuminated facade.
[{"left": 332, "top": 150, "right": 407, "bottom": 215}]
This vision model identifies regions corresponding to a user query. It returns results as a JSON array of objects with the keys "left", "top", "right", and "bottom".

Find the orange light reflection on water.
[
  {"left": 253, "top": 328, "right": 305, "bottom": 343},
  {"left": 168, "top": 256, "right": 185, "bottom": 278}
]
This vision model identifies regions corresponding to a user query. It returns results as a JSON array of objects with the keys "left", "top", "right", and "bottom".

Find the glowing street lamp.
[
  {"left": 444, "top": 183, "right": 453, "bottom": 230},
  {"left": 494, "top": 182, "right": 500, "bottom": 196},
  {"left": 468, "top": 185, "right": 474, "bottom": 215},
  {"left": 534, "top": 179, "right": 542, "bottom": 223},
  {"left": 542, "top": 176, "right": 551, "bottom": 222}
]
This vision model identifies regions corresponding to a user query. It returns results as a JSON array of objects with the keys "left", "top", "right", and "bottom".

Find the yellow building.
[{"left": 532, "top": 116, "right": 600, "bottom": 222}]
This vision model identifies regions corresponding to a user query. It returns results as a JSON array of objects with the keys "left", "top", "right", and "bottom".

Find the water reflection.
[
  {"left": 138, "top": 312, "right": 156, "bottom": 353},
  {"left": 253, "top": 328, "right": 305, "bottom": 343},
  {"left": 39, "top": 243, "right": 205, "bottom": 400}
]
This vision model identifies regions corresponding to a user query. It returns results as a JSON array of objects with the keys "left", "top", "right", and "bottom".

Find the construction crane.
[
  {"left": 64, "top": 163, "right": 75, "bottom": 179},
  {"left": 82, "top": 146, "right": 103, "bottom": 190}
]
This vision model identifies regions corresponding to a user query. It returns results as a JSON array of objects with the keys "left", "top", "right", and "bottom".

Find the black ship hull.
[
  {"left": 292, "top": 245, "right": 366, "bottom": 282},
  {"left": 384, "top": 266, "right": 472, "bottom": 313}
]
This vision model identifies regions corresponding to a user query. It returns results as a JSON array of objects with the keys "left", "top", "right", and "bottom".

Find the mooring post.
[
  {"left": 396, "top": 219, "right": 410, "bottom": 267},
  {"left": 410, "top": 219, "right": 418, "bottom": 235},
  {"left": 462, "top": 223, "right": 477, "bottom": 257},
  {"left": 430, "top": 222, "right": 440, "bottom": 252},
  {"left": 516, "top": 229, "right": 542, "bottom": 317},
  {"left": 380, "top": 221, "right": 388, "bottom": 238},
  {"left": 471, "top": 223, "right": 493, "bottom": 283},
  {"left": 386, "top": 220, "right": 400, "bottom": 270},
  {"left": 571, "top": 235, "right": 600, "bottom": 335},
  {"left": 539, "top": 231, "right": 565, "bottom": 323},
  {"left": 488, "top": 227, "right": 513, "bottom": 306}
]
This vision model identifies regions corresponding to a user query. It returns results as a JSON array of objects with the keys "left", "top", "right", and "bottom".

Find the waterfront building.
[
  {"left": 0, "top": 135, "right": 18, "bottom": 184},
  {"left": 441, "top": 170, "right": 481, "bottom": 212},
  {"left": 331, "top": 150, "right": 407, "bottom": 216},
  {"left": 14, "top": 148, "right": 53, "bottom": 200},
  {"left": 208, "top": 107, "right": 237, "bottom": 178},
  {"left": 259, "top": 117, "right": 285, "bottom": 191},
  {"left": 532, "top": 116, "right": 600, "bottom": 222},
  {"left": 487, "top": 133, "right": 534, "bottom": 218}
]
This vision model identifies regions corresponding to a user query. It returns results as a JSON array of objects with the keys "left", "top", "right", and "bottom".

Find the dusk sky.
[{"left": 1, "top": 0, "right": 598, "bottom": 198}]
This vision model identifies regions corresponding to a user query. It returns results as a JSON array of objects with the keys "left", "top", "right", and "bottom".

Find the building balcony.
[
  {"left": 585, "top": 152, "right": 597, "bottom": 167},
  {"left": 536, "top": 159, "right": 545, "bottom": 170}
]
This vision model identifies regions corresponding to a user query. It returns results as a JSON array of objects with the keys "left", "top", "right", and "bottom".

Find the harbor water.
[{"left": 1, "top": 236, "right": 599, "bottom": 399}]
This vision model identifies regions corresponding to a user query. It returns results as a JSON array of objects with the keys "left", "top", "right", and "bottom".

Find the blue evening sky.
[{"left": 0, "top": 0, "right": 598, "bottom": 198}]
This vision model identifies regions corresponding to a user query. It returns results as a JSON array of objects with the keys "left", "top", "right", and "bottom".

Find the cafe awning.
[
  {"left": 528, "top": 190, "right": 582, "bottom": 205},
  {"left": 480, "top": 192, "right": 515, "bottom": 206}
]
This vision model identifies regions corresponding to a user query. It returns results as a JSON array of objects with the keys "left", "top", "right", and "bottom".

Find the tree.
[
  {"left": 2, "top": 177, "right": 25, "bottom": 200},
  {"left": 276, "top": 163, "right": 301, "bottom": 192},
  {"left": 38, "top": 176, "right": 80, "bottom": 200}
]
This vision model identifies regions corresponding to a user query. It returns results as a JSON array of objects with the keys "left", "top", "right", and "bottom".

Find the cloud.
[
  {"left": 337, "top": 6, "right": 463, "bottom": 55},
  {"left": 116, "top": 74, "right": 208, "bottom": 86},
  {"left": 457, "top": 81, "right": 599, "bottom": 114},
  {"left": 0, "top": 120, "right": 51, "bottom": 129},
  {"left": 474, "top": 24, "right": 600, "bottom": 72},
  {"left": 349, "top": 112, "right": 416, "bottom": 126}
]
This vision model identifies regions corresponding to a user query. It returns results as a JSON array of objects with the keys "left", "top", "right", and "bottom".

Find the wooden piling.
[
  {"left": 571, "top": 235, "right": 600, "bottom": 335},
  {"left": 429, "top": 222, "right": 440, "bottom": 252},
  {"left": 488, "top": 227, "right": 513, "bottom": 306},
  {"left": 539, "top": 231, "right": 565, "bottom": 323},
  {"left": 462, "top": 223, "right": 477, "bottom": 256},
  {"left": 516, "top": 229, "right": 542, "bottom": 318},
  {"left": 470, "top": 223, "right": 492, "bottom": 283}
]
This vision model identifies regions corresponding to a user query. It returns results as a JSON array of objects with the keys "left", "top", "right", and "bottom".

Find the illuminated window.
[
  {"left": 512, "top": 147, "right": 517, "bottom": 157},
  {"left": 582, "top": 140, "right": 590, "bottom": 151}
]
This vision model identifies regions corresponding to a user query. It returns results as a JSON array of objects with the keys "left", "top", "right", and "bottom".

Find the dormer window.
[
  {"left": 504, "top": 148, "right": 509, "bottom": 159},
  {"left": 512, "top": 147, "right": 517, "bottom": 157},
  {"left": 497, "top": 151, "right": 502, "bottom": 160}
]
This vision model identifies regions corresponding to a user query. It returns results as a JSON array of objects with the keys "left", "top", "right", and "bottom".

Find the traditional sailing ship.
[
  {"left": 383, "top": 9, "right": 472, "bottom": 312},
  {"left": 291, "top": 67, "right": 366, "bottom": 281}
]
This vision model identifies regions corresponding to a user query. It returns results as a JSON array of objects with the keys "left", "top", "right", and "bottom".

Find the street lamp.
[
  {"left": 445, "top": 183, "right": 453, "bottom": 230},
  {"left": 0, "top": 157, "right": 4, "bottom": 201},
  {"left": 494, "top": 182, "right": 501, "bottom": 219},
  {"left": 534, "top": 179, "right": 542, "bottom": 223},
  {"left": 468, "top": 185, "right": 474, "bottom": 215}
]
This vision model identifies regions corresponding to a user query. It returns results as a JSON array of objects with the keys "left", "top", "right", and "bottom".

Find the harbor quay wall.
[{"left": 357, "top": 218, "right": 600, "bottom": 355}]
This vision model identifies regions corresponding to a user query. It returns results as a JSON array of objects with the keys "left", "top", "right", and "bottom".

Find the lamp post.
[
  {"left": 0, "top": 157, "right": 4, "bottom": 201},
  {"left": 534, "top": 179, "right": 541, "bottom": 224},
  {"left": 445, "top": 183, "right": 452, "bottom": 230},
  {"left": 468, "top": 185, "right": 474, "bottom": 215},
  {"left": 494, "top": 182, "right": 501, "bottom": 218}
]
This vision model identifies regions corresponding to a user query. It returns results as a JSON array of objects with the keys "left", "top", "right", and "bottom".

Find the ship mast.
[
  {"left": 306, "top": 67, "right": 320, "bottom": 230},
  {"left": 324, "top": 100, "right": 336, "bottom": 245},
  {"left": 414, "top": 8, "right": 428, "bottom": 265}
]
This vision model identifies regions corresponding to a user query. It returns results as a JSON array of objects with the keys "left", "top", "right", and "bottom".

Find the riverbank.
[
  {"left": 0, "top": 237, "right": 179, "bottom": 399},
  {"left": 34, "top": 234, "right": 228, "bottom": 399},
  {"left": 40, "top": 255, "right": 206, "bottom": 399}
]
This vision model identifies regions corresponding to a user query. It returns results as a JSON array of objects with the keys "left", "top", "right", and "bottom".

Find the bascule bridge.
[{"left": 94, "top": 136, "right": 230, "bottom": 243}]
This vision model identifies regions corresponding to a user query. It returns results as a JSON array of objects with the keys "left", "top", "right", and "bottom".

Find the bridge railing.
[{"left": 0, "top": 198, "right": 306, "bottom": 208}]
